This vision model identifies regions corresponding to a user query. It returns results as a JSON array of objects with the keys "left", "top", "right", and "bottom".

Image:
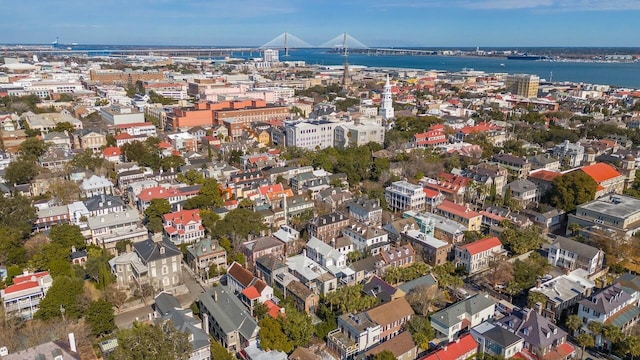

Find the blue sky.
[{"left": 1, "top": 0, "right": 639, "bottom": 47}]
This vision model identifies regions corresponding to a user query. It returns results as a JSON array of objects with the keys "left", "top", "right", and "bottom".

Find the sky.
[{"left": 1, "top": 0, "right": 639, "bottom": 47}]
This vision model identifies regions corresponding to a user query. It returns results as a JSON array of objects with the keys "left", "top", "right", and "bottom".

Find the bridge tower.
[{"left": 342, "top": 32, "right": 351, "bottom": 89}]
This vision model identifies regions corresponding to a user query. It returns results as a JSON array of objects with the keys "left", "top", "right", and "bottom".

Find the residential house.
[
  {"left": 505, "top": 179, "right": 538, "bottom": 208},
  {"left": 255, "top": 254, "right": 288, "bottom": 287},
  {"left": 0, "top": 271, "right": 52, "bottom": 320},
  {"left": 163, "top": 209, "right": 205, "bottom": 245},
  {"left": 385, "top": 180, "right": 426, "bottom": 212},
  {"left": 38, "top": 148, "right": 73, "bottom": 171},
  {"left": 80, "top": 175, "right": 114, "bottom": 198},
  {"left": 34, "top": 205, "right": 69, "bottom": 232},
  {"left": 154, "top": 293, "right": 210, "bottom": 360},
  {"left": 242, "top": 236, "right": 285, "bottom": 269},
  {"left": 530, "top": 269, "right": 595, "bottom": 321},
  {"left": 578, "top": 283, "right": 640, "bottom": 348},
  {"left": 185, "top": 237, "right": 227, "bottom": 281},
  {"left": 383, "top": 217, "right": 420, "bottom": 244},
  {"left": 347, "top": 196, "right": 383, "bottom": 225},
  {"left": 363, "top": 331, "right": 417, "bottom": 360},
  {"left": 198, "top": 285, "right": 259, "bottom": 353},
  {"left": 436, "top": 200, "right": 482, "bottom": 232},
  {"left": 528, "top": 153, "right": 561, "bottom": 171},
  {"left": 497, "top": 308, "right": 575, "bottom": 360},
  {"left": 307, "top": 212, "right": 351, "bottom": 243},
  {"left": 136, "top": 185, "right": 201, "bottom": 212},
  {"left": 342, "top": 223, "right": 389, "bottom": 254},
  {"left": 286, "top": 254, "right": 338, "bottom": 296},
  {"left": 305, "top": 237, "right": 354, "bottom": 285},
  {"left": 285, "top": 279, "right": 320, "bottom": 314},
  {"left": 87, "top": 210, "right": 147, "bottom": 252},
  {"left": 366, "top": 297, "right": 414, "bottom": 341},
  {"left": 454, "top": 237, "right": 504, "bottom": 275},
  {"left": 552, "top": 140, "right": 585, "bottom": 167},
  {"left": 43, "top": 131, "right": 72, "bottom": 149},
  {"left": 226, "top": 262, "right": 274, "bottom": 308},
  {"left": 401, "top": 211, "right": 467, "bottom": 244},
  {"left": 379, "top": 244, "right": 416, "bottom": 273},
  {"left": 528, "top": 169, "right": 562, "bottom": 199},
  {"left": 430, "top": 293, "right": 496, "bottom": 342},
  {"left": 109, "top": 235, "right": 184, "bottom": 292},
  {"left": 397, "top": 274, "right": 438, "bottom": 295},
  {"left": 327, "top": 311, "right": 382, "bottom": 359},
  {"left": 102, "top": 146, "right": 122, "bottom": 163},
  {"left": 461, "top": 163, "right": 509, "bottom": 196},
  {"left": 401, "top": 229, "right": 451, "bottom": 266},
  {"left": 547, "top": 236, "right": 605, "bottom": 276},
  {"left": 362, "top": 275, "right": 405, "bottom": 304},
  {"left": 83, "top": 194, "right": 125, "bottom": 217},
  {"left": 411, "top": 125, "right": 449, "bottom": 148},
  {"left": 75, "top": 130, "right": 107, "bottom": 152},
  {"left": 418, "top": 334, "right": 477, "bottom": 360},
  {"left": 422, "top": 172, "right": 470, "bottom": 204},
  {"left": 491, "top": 153, "right": 532, "bottom": 179},
  {"left": 471, "top": 322, "right": 524, "bottom": 359}
]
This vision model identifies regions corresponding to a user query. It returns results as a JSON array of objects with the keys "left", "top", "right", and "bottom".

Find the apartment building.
[
  {"left": 568, "top": 194, "right": 640, "bottom": 240},
  {"left": 307, "top": 212, "right": 351, "bottom": 243},
  {"left": 454, "top": 237, "right": 504, "bottom": 275},
  {"left": 89, "top": 69, "right": 164, "bottom": 85},
  {"left": 402, "top": 229, "right": 451, "bottom": 266},
  {"left": 385, "top": 181, "right": 426, "bottom": 212},
  {"left": 342, "top": 223, "right": 389, "bottom": 254},
  {"left": 505, "top": 74, "right": 540, "bottom": 98},
  {"left": 87, "top": 210, "right": 147, "bottom": 252},
  {"left": 547, "top": 236, "right": 605, "bottom": 275},
  {"left": 0, "top": 271, "right": 52, "bottom": 320},
  {"left": 185, "top": 237, "right": 227, "bottom": 280},
  {"left": 435, "top": 200, "right": 482, "bottom": 232},
  {"left": 285, "top": 120, "right": 341, "bottom": 150}
]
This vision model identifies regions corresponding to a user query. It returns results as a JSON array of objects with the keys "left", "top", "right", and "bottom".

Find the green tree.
[
  {"left": 374, "top": 350, "right": 397, "bottom": 360},
  {"left": 622, "top": 335, "right": 640, "bottom": 360},
  {"left": 85, "top": 299, "right": 115, "bottom": 337},
  {"left": 184, "top": 178, "right": 224, "bottom": 210},
  {"left": 52, "top": 121, "right": 75, "bottom": 133},
  {"left": 36, "top": 276, "right": 84, "bottom": 320},
  {"left": 210, "top": 340, "right": 235, "bottom": 360},
  {"left": 110, "top": 321, "right": 190, "bottom": 360},
  {"left": 176, "top": 169, "right": 204, "bottom": 185},
  {"left": 527, "top": 291, "right": 547, "bottom": 309},
  {"left": 144, "top": 198, "right": 171, "bottom": 233},
  {"left": 549, "top": 171, "right": 598, "bottom": 213},
  {"left": 4, "top": 158, "right": 38, "bottom": 185},
  {"left": 588, "top": 321, "right": 603, "bottom": 337},
  {"left": 0, "top": 227, "right": 27, "bottom": 265},
  {"left": 407, "top": 315, "right": 435, "bottom": 350},
  {"left": 161, "top": 155, "right": 185, "bottom": 172},
  {"left": 602, "top": 325, "right": 622, "bottom": 352},
  {"left": 281, "top": 305, "right": 314, "bottom": 348},
  {"left": 71, "top": 149, "right": 107, "bottom": 172},
  {"left": 576, "top": 333, "right": 595, "bottom": 360},
  {"left": 18, "top": 137, "right": 47, "bottom": 158},
  {"left": 258, "top": 317, "right": 293, "bottom": 353},
  {"left": 565, "top": 314, "right": 583, "bottom": 335},
  {"left": 210, "top": 208, "right": 266, "bottom": 241},
  {"left": 0, "top": 195, "right": 36, "bottom": 238}
]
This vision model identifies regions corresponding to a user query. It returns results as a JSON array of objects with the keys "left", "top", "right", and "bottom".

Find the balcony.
[{"left": 327, "top": 329, "right": 358, "bottom": 357}]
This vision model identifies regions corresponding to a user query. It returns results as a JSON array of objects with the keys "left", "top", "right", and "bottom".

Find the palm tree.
[
  {"left": 576, "top": 333, "right": 595, "bottom": 360},
  {"left": 624, "top": 335, "right": 640, "bottom": 360},
  {"left": 602, "top": 325, "right": 622, "bottom": 353},
  {"left": 588, "top": 321, "right": 604, "bottom": 348},
  {"left": 565, "top": 314, "right": 583, "bottom": 336}
]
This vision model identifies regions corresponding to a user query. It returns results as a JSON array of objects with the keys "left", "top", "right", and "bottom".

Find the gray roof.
[
  {"left": 578, "top": 194, "right": 640, "bottom": 221},
  {"left": 398, "top": 274, "right": 438, "bottom": 294},
  {"left": 187, "top": 237, "right": 225, "bottom": 258},
  {"left": 507, "top": 179, "right": 537, "bottom": 193},
  {"left": 198, "top": 285, "right": 259, "bottom": 341},
  {"left": 244, "top": 236, "right": 284, "bottom": 253},
  {"left": 134, "top": 237, "right": 182, "bottom": 264},
  {"left": 550, "top": 236, "right": 601, "bottom": 259},
  {"left": 84, "top": 194, "right": 124, "bottom": 212},
  {"left": 474, "top": 322, "right": 523, "bottom": 347},
  {"left": 154, "top": 293, "right": 210, "bottom": 353},
  {"left": 87, "top": 209, "right": 140, "bottom": 229},
  {"left": 430, "top": 293, "right": 496, "bottom": 328},
  {"left": 256, "top": 254, "right": 287, "bottom": 272},
  {"left": 497, "top": 309, "right": 566, "bottom": 349},
  {"left": 579, "top": 283, "right": 632, "bottom": 314}
]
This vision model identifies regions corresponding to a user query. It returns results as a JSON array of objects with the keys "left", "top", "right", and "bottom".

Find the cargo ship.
[{"left": 507, "top": 53, "right": 548, "bottom": 60}]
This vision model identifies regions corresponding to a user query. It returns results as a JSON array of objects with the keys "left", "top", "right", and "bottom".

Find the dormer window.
[{"left": 160, "top": 246, "right": 165, "bottom": 255}]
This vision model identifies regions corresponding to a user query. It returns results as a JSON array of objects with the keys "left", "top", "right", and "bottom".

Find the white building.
[
  {"left": 284, "top": 120, "right": 341, "bottom": 150},
  {"left": 430, "top": 293, "right": 496, "bottom": 342},
  {"left": 263, "top": 49, "right": 280, "bottom": 63},
  {"left": 454, "top": 237, "right": 504, "bottom": 275},
  {"left": 342, "top": 223, "right": 389, "bottom": 253},
  {"left": 334, "top": 120, "right": 385, "bottom": 148},
  {"left": 0, "top": 271, "right": 53, "bottom": 320},
  {"left": 100, "top": 105, "right": 145, "bottom": 125},
  {"left": 379, "top": 75, "right": 394, "bottom": 120},
  {"left": 552, "top": 140, "right": 585, "bottom": 167},
  {"left": 81, "top": 175, "right": 114, "bottom": 198},
  {"left": 384, "top": 181, "right": 425, "bottom": 212}
]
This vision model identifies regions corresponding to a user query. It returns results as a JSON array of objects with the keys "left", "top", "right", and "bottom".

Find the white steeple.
[{"left": 380, "top": 74, "right": 394, "bottom": 120}]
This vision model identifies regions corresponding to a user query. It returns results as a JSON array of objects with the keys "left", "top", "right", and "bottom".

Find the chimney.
[
  {"left": 203, "top": 313, "right": 210, "bottom": 334},
  {"left": 71, "top": 246, "right": 76, "bottom": 253},
  {"left": 152, "top": 232, "right": 163, "bottom": 243},
  {"left": 68, "top": 333, "right": 77, "bottom": 353},
  {"left": 535, "top": 302, "right": 543, "bottom": 314},
  {"left": 213, "top": 291, "right": 218, "bottom": 302}
]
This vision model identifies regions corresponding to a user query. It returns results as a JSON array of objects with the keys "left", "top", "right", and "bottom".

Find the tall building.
[
  {"left": 505, "top": 74, "right": 540, "bottom": 98},
  {"left": 263, "top": 49, "right": 279, "bottom": 62},
  {"left": 379, "top": 75, "right": 394, "bottom": 120}
]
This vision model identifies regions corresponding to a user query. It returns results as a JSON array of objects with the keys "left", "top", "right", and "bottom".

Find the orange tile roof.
[
  {"left": 541, "top": 342, "right": 575, "bottom": 360},
  {"left": 419, "top": 334, "right": 477, "bottom": 360},
  {"left": 437, "top": 200, "right": 481, "bottom": 219},
  {"left": 241, "top": 286, "right": 260, "bottom": 300},
  {"left": 424, "top": 188, "right": 441, "bottom": 198},
  {"left": 457, "top": 237, "right": 502, "bottom": 256},
  {"left": 528, "top": 169, "right": 561, "bottom": 182},
  {"left": 4, "top": 280, "right": 39, "bottom": 294},
  {"left": 114, "top": 132, "right": 133, "bottom": 140},
  {"left": 102, "top": 146, "right": 121, "bottom": 157},
  {"left": 580, "top": 162, "right": 622, "bottom": 183},
  {"left": 265, "top": 300, "right": 281, "bottom": 319}
]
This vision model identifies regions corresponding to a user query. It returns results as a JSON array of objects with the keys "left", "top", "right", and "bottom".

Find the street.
[{"left": 115, "top": 263, "right": 206, "bottom": 329}]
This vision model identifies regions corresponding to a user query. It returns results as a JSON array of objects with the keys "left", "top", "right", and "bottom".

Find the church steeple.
[{"left": 380, "top": 74, "right": 394, "bottom": 120}]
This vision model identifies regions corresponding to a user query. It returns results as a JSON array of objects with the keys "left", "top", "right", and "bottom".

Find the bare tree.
[
  {"left": 483, "top": 256, "right": 514, "bottom": 289},
  {"left": 406, "top": 285, "right": 448, "bottom": 316}
]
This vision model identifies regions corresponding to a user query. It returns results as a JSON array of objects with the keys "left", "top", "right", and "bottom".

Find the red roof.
[
  {"left": 423, "top": 188, "right": 441, "bottom": 198},
  {"left": 114, "top": 132, "right": 133, "bottom": 140},
  {"left": 458, "top": 237, "right": 502, "bottom": 256},
  {"left": 437, "top": 200, "right": 481, "bottom": 219},
  {"left": 580, "top": 163, "right": 622, "bottom": 183},
  {"left": 157, "top": 141, "right": 172, "bottom": 149},
  {"left": 480, "top": 210, "right": 504, "bottom": 222},
  {"left": 259, "top": 183, "right": 284, "bottom": 196},
  {"left": 265, "top": 300, "right": 281, "bottom": 319},
  {"left": 541, "top": 343, "right": 575, "bottom": 360},
  {"left": 241, "top": 286, "right": 260, "bottom": 300},
  {"left": 162, "top": 209, "right": 201, "bottom": 226},
  {"left": 138, "top": 186, "right": 199, "bottom": 202},
  {"left": 458, "top": 121, "right": 501, "bottom": 135},
  {"left": 419, "top": 334, "right": 477, "bottom": 360},
  {"left": 528, "top": 169, "right": 561, "bottom": 182},
  {"left": 3, "top": 280, "right": 39, "bottom": 294},
  {"left": 12, "top": 271, "right": 49, "bottom": 285},
  {"left": 102, "top": 146, "right": 121, "bottom": 157}
]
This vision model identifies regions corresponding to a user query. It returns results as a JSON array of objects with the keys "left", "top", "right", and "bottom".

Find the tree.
[
  {"left": 407, "top": 315, "right": 435, "bottom": 350},
  {"left": 19, "top": 137, "right": 47, "bottom": 158},
  {"left": 53, "top": 121, "right": 75, "bottom": 133},
  {"left": 104, "top": 284, "right": 128, "bottom": 312},
  {"left": 500, "top": 226, "right": 543, "bottom": 255},
  {"left": 71, "top": 149, "right": 107, "bottom": 172},
  {"left": 565, "top": 314, "right": 583, "bottom": 335},
  {"left": 406, "top": 285, "right": 447, "bottom": 315},
  {"left": 144, "top": 198, "right": 171, "bottom": 233},
  {"left": 258, "top": 317, "right": 293, "bottom": 353},
  {"left": 576, "top": 333, "right": 595, "bottom": 360},
  {"left": 49, "top": 178, "right": 80, "bottom": 205},
  {"left": 622, "top": 335, "right": 640, "bottom": 360},
  {"left": 588, "top": 321, "right": 603, "bottom": 337},
  {"left": 85, "top": 299, "right": 115, "bottom": 337},
  {"left": 110, "top": 321, "right": 190, "bottom": 360},
  {"left": 374, "top": 350, "right": 397, "bottom": 360},
  {"left": 36, "top": 276, "right": 85, "bottom": 320},
  {"left": 281, "top": 305, "right": 314, "bottom": 348},
  {"left": 527, "top": 291, "right": 547, "bottom": 309},
  {"left": 184, "top": 178, "right": 224, "bottom": 210},
  {"left": 0, "top": 194, "right": 36, "bottom": 238},
  {"left": 602, "top": 325, "right": 622, "bottom": 352},
  {"left": 483, "top": 257, "right": 514, "bottom": 288},
  {"left": 253, "top": 302, "right": 269, "bottom": 321},
  {"left": 210, "top": 340, "right": 235, "bottom": 360},
  {"left": 0, "top": 227, "right": 27, "bottom": 265},
  {"left": 4, "top": 158, "right": 38, "bottom": 185},
  {"left": 549, "top": 171, "right": 598, "bottom": 213}
]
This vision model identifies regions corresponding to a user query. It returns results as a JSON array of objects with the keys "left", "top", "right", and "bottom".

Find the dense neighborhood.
[{"left": 1, "top": 49, "right": 640, "bottom": 360}]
